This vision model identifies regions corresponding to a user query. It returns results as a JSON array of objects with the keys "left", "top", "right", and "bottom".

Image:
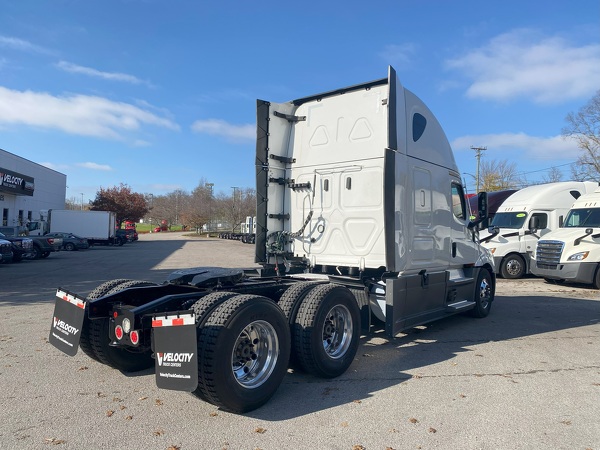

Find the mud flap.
[
  {"left": 49, "top": 289, "right": 86, "bottom": 356},
  {"left": 152, "top": 313, "right": 198, "bottom": 392}
]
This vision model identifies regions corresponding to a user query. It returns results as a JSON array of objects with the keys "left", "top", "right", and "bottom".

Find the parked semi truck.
[
  {"left": 49, "top": 67, "right": 495, "bottom": 413},
  {"left": 480, "top": 181, "right": 598, "bottom": 279},
  {"left": 28, "top": 210, "right": 122, "bottom": 246},
  {"left": 220, "top": 216, "right": 256, "bottom": 243},
  {"left": 531, "top": 186, "right": 600, "bottom": 288}
]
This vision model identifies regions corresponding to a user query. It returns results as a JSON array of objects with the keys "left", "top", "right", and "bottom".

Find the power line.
[{"left": 515, "top": 162, "right": 574, "bottom": 176}]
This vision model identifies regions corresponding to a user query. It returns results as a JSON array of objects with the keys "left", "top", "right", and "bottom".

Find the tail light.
[{"left": 130, "top": 330, "right": 140, "bottom": 345}]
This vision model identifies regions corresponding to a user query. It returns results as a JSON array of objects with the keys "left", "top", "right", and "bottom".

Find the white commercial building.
[{"left": 0, "top": 148, "right": 66, "bottom": 226}]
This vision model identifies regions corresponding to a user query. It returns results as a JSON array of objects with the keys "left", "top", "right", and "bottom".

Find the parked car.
[
  {"left": 0, "top": 239, "right": 13, "bottom": 263},
  {"left": 44, "top": 232, "right": 90, "bottom": 251},
  {"left": 0, "top": 231, "right": 33, "bottom": 262},
  {"left": 0, "top": 226, "right": 62, "bottom": 259},
  {"left": 115, "top": 229, "right": 135, "bottom": 243}
]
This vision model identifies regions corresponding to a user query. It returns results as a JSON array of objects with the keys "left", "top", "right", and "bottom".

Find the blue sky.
[{"left": 1, "top": 0, "right": 598, "bottom": 203}]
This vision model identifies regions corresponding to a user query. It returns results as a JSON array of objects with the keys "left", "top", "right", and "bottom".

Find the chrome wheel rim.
[
  {"left": 322, "top": 304, "right": 353, "bottom": 359},
  {"left": 231, "top": 320, "right": 278, "bottom": 389},
  {"left": 479, "top": 277, "right": 491, "bottom": 309}
]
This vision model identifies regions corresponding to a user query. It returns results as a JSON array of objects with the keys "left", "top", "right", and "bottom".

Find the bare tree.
[
  {"left": 479, "top": 159, "right": 524, "bottom": 191},
  {"left": 564, "top": 91, "right": 600, "bottom": 182},
  {"left": 180, "top": 179, "right": 214, "bottom": 232},
  {"left": 215, "top": 187, "right": 256, "bottom": 232},
  {"left": 541, "top": 166, "right": 563, "bottom": 183}
]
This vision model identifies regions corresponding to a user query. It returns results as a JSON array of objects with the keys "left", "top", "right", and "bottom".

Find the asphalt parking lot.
[{"left": 0, "top": 232, "right": 599, "bottom": 450}]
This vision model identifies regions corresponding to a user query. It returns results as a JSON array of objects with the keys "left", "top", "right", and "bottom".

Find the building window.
[{"left": 2, "top": 208, "right": 8, "bottom": 227}]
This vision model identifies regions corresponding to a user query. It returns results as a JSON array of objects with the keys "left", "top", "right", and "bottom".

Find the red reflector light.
[
  {"left": 113, "top": 311, "right": 118, "bottom": 318},
  {"left": 115, "top": 325, "right": 124, "bottom": 340},
  {"left": 130, "top": 330, "right": 139, "bottom": 345}
]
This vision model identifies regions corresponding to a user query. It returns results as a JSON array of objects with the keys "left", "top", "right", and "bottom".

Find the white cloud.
[
  {"left": 0, "top": 35, "right": 53, "bottom": 55},
  {"left": 191, "top": 119, "right": 254, "bottom": 142},
  {"left": 379, "top": 43, "right": 418, "bottom": 67},
  {"left": 0, "top": 86, "right": 180, "bottom": 140},
  {"left": 445, "top": 29, "right": 600, "bottom": 104},
  {"left": 75, "top": 162, "right": 113, "bottom": 171},
  {"left": 452, "top": 132, "right": 580, "bottom": 161},
  {"left": 56, "top": 61, "right": 153, "bottom": 87}
]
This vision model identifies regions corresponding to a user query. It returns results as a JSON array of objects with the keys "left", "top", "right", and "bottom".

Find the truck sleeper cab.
[{"left": 49, "top": 67, "right": 495, "bottom": 414}]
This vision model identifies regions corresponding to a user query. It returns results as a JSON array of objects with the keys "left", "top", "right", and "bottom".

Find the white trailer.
[
  {"left": 28, "top": 210, "right": 119, "bottom": 246},
  {"left": 48, "top": 67, "right": 495, "bottom": 413},
  {"left": 532, "top": 187, "right": 600, "bottom": 288},
  {"left": 480, "top": 181, "right": 598, "bottom": 279}
]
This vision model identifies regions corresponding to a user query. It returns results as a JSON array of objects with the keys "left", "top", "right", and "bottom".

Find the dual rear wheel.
[
  {"left": 188, "top": 283, "right": 361, "bottom": 413},
  {"left": 78, "top": 279, "right": 361, "bottom": 413}
]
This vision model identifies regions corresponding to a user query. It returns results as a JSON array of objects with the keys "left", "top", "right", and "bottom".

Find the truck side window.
[
  {"left": 531, "top": 213, "right": 548, "bottom": 230},
  {"left": 451, "top": 183, "right": 466, "bottom": 220}
]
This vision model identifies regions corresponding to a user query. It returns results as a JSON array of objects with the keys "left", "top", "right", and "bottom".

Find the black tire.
[
  {"left": 41, "top": 251, "right": 50, "bottom": 258},
  {"left": 193, "top": 294, "right": 291, "bottom": 413},
  {"left": 30, "top": 245, "right": 42, "bottom": 260},
  {"left": 88, "top": 280, "right": 157, "bottom": 372},
  {"left": 188, "top": 292, "right": 239, "bottom": 401},
  {"left": 80, "top": 279, "right": 133, "bottom": 362},
  {"left": 294, "top": 284, "right": 360, "bottom": 379},
  {"left": 593, "top": 265, "right": 600, "bottom": 290},
  {"left": 12, "top": 253, "right": 22, "bottom": 263},
  {"left": 544, "top": 278, "right": 565, "bottom": 285},
  {"left": 469, "top": 269, "right": 494, "bottom": 318},
  {"left": 64, "top": 242, "right": 75, "bottom": 251},
  {"left": 278, "top": 281, "right": 323, "bottom": 370},
  {"left": 500, "top": 254, "right": 526, "bottom": 279}
]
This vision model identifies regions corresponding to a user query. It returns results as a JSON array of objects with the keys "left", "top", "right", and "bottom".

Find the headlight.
[
  {"left": 567, "top": 251, "right": 589, "bottom": 261},
  {"left": 489, "top": 248, "right": 496, "bottom": 254}
]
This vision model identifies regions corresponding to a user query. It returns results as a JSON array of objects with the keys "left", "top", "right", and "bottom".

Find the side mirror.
[
  {"left": 468, "top": 192, "right": 489, "bottom": 229},
  {"left": 478, "top": 192, "right": 488, "bottom": 221},
  {"left": 529, "top": 216, "right": 539, "bottom": 231}
]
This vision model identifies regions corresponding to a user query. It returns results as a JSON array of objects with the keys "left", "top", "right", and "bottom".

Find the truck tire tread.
[
  {"left": 80, "top": 279, "right": 133, "bottom": 362},
  {"left": 278, "top": 281, "right": 324, "bottom": 370},
  {"left": 89, "top": 280, "right": 157, "bottom": 372},
  {"left": 294, "top": 284, "right": 360, "bottom": 379},
  {"left": 193, "top": 294, "right": 290, "bottom": 413}
]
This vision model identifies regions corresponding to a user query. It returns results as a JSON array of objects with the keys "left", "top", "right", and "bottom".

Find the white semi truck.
[
  {"left": 49, "top": 67, "right": 495, "bottom": 413},
  {"left": 27, "top": 209, "right": 121, "bottom": 246},
  {"left": 481, "top": 181, "right": 598, "bottom": 279},
  {"left": 531, "top": 186, "right": 600, "bottom": 288}
]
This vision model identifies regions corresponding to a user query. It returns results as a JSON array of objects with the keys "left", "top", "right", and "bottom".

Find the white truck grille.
[{"left": 536, "top": 240, "right": 564, "bottom": 269}]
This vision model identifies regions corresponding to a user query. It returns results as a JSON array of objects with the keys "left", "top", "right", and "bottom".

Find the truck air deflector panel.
[{"left": 255, "top": 100, "right": 270, "bottom": 264}]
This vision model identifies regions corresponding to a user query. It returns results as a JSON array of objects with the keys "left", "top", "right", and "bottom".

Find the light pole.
[
  {"left": 231, "top": 186, "right": 239, "bottom": 232},
  {"left": 148, "top": 194, "right": 153, "bottom": 232},
  {"left": 206, "top": 183, "right": 214, "bottom": 232},
  {"left": 470, "top": 146, "right": 487, "bottom": 193}
]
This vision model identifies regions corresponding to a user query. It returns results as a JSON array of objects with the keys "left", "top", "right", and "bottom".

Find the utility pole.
[{"left": 470, "top": 146, "right": 487, "bottom": 193}]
